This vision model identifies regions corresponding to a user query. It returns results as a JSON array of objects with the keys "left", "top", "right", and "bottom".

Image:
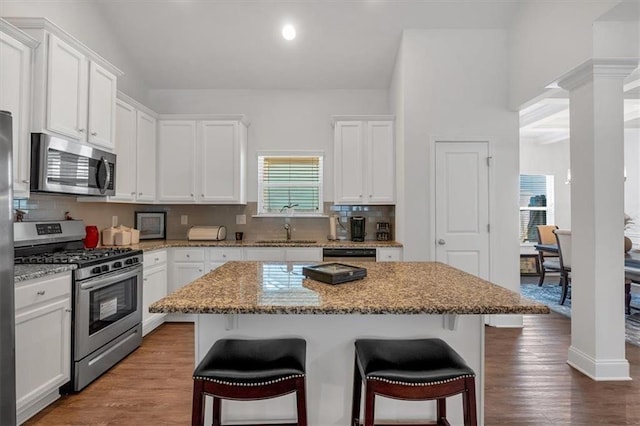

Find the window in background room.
[
  {"left": 519, "top": 174, "right": 555, "bottom": 243},
  {"left": 257, "top": 153, "right": 324, "bottom": 215}
]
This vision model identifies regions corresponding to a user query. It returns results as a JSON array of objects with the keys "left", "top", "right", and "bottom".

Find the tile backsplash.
[{"left": 14, "top": 195, "right": 395, "bottom": 243}]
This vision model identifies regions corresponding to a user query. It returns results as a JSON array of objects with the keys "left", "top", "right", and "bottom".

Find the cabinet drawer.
[
  {"left": 172, "top": 248, "right": 204, "bottom": 262},
  {"left": 143, "top": 249, "right": 167, "bottom": 267},
  {"left": 377, "top": 248, "right": 402, "bottom": 262},
  {"left": 207, "top": 248, "right": 243, "bottom": 262},
  {"left": 15, "top": 273, "right": 71, "bottom": 311},
  {"left": 285, "top": 248, "right": 322, "bottom": 262}
]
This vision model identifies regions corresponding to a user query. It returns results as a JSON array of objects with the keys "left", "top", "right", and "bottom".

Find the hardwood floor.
[
  {"left": 24, "top": 314, "right": 640, "bottom": 425},
  {"left": 25, "top": 323, "right": 194, "bottom": 426}
]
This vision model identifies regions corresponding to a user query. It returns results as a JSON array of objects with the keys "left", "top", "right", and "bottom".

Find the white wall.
[
  {"left": 392, "top": 29, "right": 520, "bottom": 294},
  {"left": 520, "top": 139, "right": 571, "bottom": 229},
  {"left": 389, "top": 36, "right": 406, "bottom": 251},
  {"left": 508, "top": 1, "right": 620, "bottom": 109},
  {"left": 1, "top": 1, "right": 150, "bottom": 103},
  {"left": 147, "top": 89, "right": 389, "bottom": 202}
]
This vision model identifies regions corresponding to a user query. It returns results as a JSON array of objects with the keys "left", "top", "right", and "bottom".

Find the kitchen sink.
[{"left": 254, "top": 239, "right": 317, "bottom": 244}]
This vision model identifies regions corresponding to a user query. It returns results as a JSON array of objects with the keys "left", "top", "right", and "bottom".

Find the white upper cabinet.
[
  {"left": 87, "top": 61, "right": 117, "bottom": 149},
  {"left": 136, "top": 110, "right": 157, "bottom": 202},
  {"left": 8, "top": 18, "right": 122, "bottom": 151},
  {"left": 157, "top": 116, "right": 248, "bottom": 204},
  {"left": 111, "top": 99, "right": 137, "bottom": 202},
  {"left": 157, "top": 120, "right": 197, "bottom": 202},
  {"left": 199, "top": 120, "right": 247, "bottom": 204},
  {"left": 334, "top": 117, "right": 395, "bottom": 205},
  {"left": 0, "top": 20, "right": 38, "bottom": 199}
]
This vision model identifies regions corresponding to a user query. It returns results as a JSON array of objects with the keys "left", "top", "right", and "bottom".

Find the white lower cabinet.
[
  {"left": 15, "top": 272, "right": 72, "bottom": 425},
  {"left": 377, "top": 247, "right": 403, "bottom": 262},
  {"left": 285, "top": 248, "right": 322, "bottom": 262},
  {"left": 244, "top": 248, "right": 285, "bottom": 261},
  {"left": 168, "top": 248, "right": 205, "bottom": 322},
  {"left": 206, "top": 247, "right": 243, "bottom": 272},
  {"left": 142, "top": 250, "right": 167, "bottom": 336}
]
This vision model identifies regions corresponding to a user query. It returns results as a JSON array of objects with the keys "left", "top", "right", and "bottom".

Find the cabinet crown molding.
[
  {"left": 117, "top": 91, "right": 158, "bottom": 119},
  {"left": 157, "top": 113, "right": 249, "bottom": 126},
  {"left": 0, "top": 18, "right": 40, "bottom": 48},
  {"left": 5, "top": 17, "right": 124, "bottom": 77},
  {"left": 331, "top": 115, "right": 395, "bottom": 126}
]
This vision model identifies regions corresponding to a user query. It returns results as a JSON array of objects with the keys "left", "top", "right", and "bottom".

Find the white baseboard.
[
  {"left": 567, "top": 345, "right": 631, "bottom": 381},
  {"left": 484, "top": 314, "right": 523, "bottom": 328},
  {"left": 142, "top": 313, "right": 166, "bottom": 337},
  {"left": 17, "top": 389, "right": 60, "bottom": 425}
]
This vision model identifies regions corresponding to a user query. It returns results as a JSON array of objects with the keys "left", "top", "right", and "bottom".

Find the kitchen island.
[{"left": 150, "top": 261, "right": 548, "bottom": 425}]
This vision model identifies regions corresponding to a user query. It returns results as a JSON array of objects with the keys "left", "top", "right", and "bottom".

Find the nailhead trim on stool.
[
  {"left": 352, "top": 338, "right": 477, "bottom": 426},
  {"left": 191, "top": 338, "right": 307, "bottom": 426}
]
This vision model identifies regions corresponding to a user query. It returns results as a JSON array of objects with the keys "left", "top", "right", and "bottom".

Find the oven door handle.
[{"left": 79, "top": 266, "right": 142, "bottom": 291}]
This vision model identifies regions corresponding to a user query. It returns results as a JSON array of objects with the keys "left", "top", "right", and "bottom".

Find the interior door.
[{"left": 435, "top": 141, "right": 490, "bottom": 279}]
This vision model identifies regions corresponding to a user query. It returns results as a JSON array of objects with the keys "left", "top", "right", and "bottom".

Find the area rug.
[{"left": 521, "top": 276, "right": 640, "bottom": 347}]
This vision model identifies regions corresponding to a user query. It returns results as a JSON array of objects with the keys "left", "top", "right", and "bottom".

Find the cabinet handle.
[
  {"left": 22, "top": 179, "right": 30, "bottom": 184},
  {"left": 359, "top": 194, "right": 362, "bottom": 198},
  {"left": 139, "top": 192, "right": 143, "bottom": 196},
  {"left": 143, "top": 278, "right": 148, "bottom": 281},
  {"left": 65, "top": 308, "right": 72, "bottom": 313},
  {"left": 186, "top": 254, "right": 190, "bottom": 258},
  {"left": 369, "top": 194, "right": 372, "bottom": 198},
  {"left": 131, "top": 192, "right": 136, "bottom": 196},
  {"left": 91, "top": 131, "right": 98, "bottom": 136},
  {"left": 154, "top": 257, "right": 159, "bottom": 261},
  {"left": 190, "top": 193, "right": 194, "bottom": 197},
  {"left": 37, "top": 290, "right": 45, "bottom": 295},
  {"left": 222, "top": 254, "right": 226, "bottom": 258},
  {"left": 199, "top": 269, "right": 203, "bottom": 272},
  {"left": 78, "top": 128, "right": 85, "bottom": 133},
  {"left": 201, "top": 194, "right": 204, "bottom": 198}
]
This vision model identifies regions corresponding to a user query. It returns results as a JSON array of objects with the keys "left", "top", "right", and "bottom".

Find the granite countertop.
[
  {"left": 123, "top": 239, "right": 403, "bottom": 252},
  {"left": 14, "top": 264, "right": 76, "bottom": 282},
  {"left": 150, "top": 261, "right": 549, "bottom": 315}
]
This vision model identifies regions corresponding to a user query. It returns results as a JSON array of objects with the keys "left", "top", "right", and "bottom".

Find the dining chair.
[
  {"left": 554, "top": 229, "right": 572, "bottom": 305},
  {"left": 536, "top": 225, "right": 561, "bottom": 287}
]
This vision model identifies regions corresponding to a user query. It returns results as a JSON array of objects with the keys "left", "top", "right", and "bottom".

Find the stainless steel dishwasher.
[{"left": 322, "top": 248, "right": 377, "bottom": 262}]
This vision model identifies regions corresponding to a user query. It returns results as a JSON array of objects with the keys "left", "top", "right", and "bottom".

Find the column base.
[{"left": 567, "top": 345, "right": 631, "bottom": 381}]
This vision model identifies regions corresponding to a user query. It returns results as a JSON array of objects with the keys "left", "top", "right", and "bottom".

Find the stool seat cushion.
[
  {"left": 354, "top": 338, "right": 475, "bottom": 385},
  {"left": 194, "top": 338, "right": 306, "bottom": 385}
]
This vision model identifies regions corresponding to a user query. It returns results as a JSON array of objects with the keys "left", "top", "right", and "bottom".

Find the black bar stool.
[
  {"left": 352, "top": 338, "right": 477, "bottom": 426},
  {"left": 192, "top": 338, "right": 307, "bottom": 426}
]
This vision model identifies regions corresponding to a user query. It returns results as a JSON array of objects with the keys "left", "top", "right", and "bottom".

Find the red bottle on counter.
[{"left": 84, "top": 226, "right": 99, "bottom": 248}]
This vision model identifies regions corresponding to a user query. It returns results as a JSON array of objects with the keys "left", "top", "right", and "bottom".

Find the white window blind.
[
  {"left": 258, "top": 154, "right": 324, "bottom": 215},
  {"left": 519, "top": 174, "right": 555, "bottom": 243}
]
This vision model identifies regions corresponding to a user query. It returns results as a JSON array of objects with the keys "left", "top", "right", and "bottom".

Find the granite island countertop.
[
  {"left": 121, "top": 239, "right": 403, "bottom": 251},
  {"left": 150, "top": 261, "right": 549, "bottom": 315},
  {"left": 14, "top": 264, "right": 76, "bottom": 282}
]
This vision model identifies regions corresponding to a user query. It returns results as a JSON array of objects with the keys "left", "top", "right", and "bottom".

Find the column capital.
[{"left": 557, "top": 58, "right": 638, "bottom": 91}]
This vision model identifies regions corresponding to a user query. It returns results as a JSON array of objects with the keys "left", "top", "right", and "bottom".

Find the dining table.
[{"left": 534, "top": 244, "right": 640, "bottom": 314}]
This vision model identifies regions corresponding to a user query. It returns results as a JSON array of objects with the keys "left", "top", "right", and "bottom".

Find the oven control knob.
[
  {"left": 125, "top": 258, "right": 133, "bottom": 265},
  {"left": 92, "top": 266, "right": 101, "bottom": 274},
  {"left": 101, "top": 265, "right": 110, "bottom": 272},
  {"left": 113, "top": 261, "right": 122, "bottom": 269}
]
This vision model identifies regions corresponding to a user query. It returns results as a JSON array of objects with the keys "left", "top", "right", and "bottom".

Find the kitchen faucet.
[
  {"left": 280, "top": 203, "right": 299, "bottom": 213},
  {"left": 284, "top": 223, "right": 291, "bottom": 241}
]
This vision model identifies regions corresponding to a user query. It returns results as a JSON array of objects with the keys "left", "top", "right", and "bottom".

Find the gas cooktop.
[{"left": 15, "top": 247, "right": 138, "bottom": 266}]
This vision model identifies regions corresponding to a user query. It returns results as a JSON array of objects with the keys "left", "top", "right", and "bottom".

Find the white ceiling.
[{"left": 95, "top": 0, "right": 522, "bottom": 90}]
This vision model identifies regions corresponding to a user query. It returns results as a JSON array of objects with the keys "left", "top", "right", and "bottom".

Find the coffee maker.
[{"left": 350, "top": 216, "right": 366, "bottom": 242}]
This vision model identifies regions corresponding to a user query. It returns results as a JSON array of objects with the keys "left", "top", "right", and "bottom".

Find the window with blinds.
[
  {"left": 519, "top": 174, "right": 555, "bottom": 243},
  {"left": 258, "top": 153, "right": 324, "bottom": 215}
]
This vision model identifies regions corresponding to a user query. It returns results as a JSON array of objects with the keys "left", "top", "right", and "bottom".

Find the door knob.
[{"left": 438, "top": 239, "right": 446, "bottom": 245}]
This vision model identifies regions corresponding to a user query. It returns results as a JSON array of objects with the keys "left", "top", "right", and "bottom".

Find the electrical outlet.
[
  {"left": 112, "top": 216, "right": 118, "bottom": 227},
  {"left": 181, "top": 215, "right": 188, "bottom": 225},
  {"left": 236, "top": 214, "right": 246, "bottom": 225}
]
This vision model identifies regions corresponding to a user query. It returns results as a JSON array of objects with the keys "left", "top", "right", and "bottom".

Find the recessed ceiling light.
[{"left": 282, "top": 24, "right": 296, "bottom": 41}]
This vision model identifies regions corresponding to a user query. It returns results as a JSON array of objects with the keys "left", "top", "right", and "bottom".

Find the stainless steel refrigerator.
[{"left": 0, "top": 110, "right": 16, "bottom": 425}]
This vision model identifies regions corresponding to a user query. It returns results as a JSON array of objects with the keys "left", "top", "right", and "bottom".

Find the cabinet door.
[
  {"left": 158, "top": 120, "right": 196, "bottom": 202},
  {"left": 46, "top": 34, "right": 88, "bottom": 140},
  {"left": 244, "top": 248, "right": 285, "bottom": 261},
  {"left": 87, "top": 61, "right": 117, "bottom": 150},
  {"left": 142, "top": 265, "right": 167, "bottom": 336},
  {"left": 15, "top": 298, "right": 71, "bottom": 419},
  {"left": 0, "top": 31, "right": 32, "bottom": 198},
  {"left": 170, "top": 262, "right": 205, "bottom": 293},
  {"left": 136, "top": 111, "right": 157, "bottom": 202},
  {"left": 334, "top": 121, "right": 365, "bottom": 204},
  {"left": 285, "top": 248, "right": 322, "bottom": 262},
  {"left": 366, "top": 121, "right": 395, "bottom": 204},
  {"left": 199, "top": 120, "right": 244, "bottom": 203},
  {"left": 111, "top": 99, "right": 137, "bottom": 201}
]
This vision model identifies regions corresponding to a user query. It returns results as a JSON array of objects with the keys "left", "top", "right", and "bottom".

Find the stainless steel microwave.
[{"left": 30, "top": 133, "right": 116, "bottom": 196}]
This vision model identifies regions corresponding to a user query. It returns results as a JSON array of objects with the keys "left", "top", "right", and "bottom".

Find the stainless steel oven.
[
  {"left": 30, "top": 133, "right": 116, "bottom": 196},
  {"left": 74, "top": 264, "right": 142, "bottom": 391}
]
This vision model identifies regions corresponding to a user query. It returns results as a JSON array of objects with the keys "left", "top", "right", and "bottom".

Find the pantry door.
[{"left": 434, "top": 141, "right": 490, "bottom": 279}]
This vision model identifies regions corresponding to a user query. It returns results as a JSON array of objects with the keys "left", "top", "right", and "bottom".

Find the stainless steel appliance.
[
  {"left": 0, "top": 111, "right": 16, "bottom": 425},
  {"left": 350, "top": 216, "right": 366, "bottom": 242},
  {"left": 30, "top": 133, "right": 116, "bottom": 196},
  {"left": 322, "top": 248, "right": 377, "bottom": 262},
  {"left": 14, "top": 220, "right": 142, "bottom": 392}
]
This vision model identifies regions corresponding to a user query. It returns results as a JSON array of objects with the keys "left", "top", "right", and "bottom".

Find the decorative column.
[{"left": 558, "top": 58, "right": 637, "bottom": 380}]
